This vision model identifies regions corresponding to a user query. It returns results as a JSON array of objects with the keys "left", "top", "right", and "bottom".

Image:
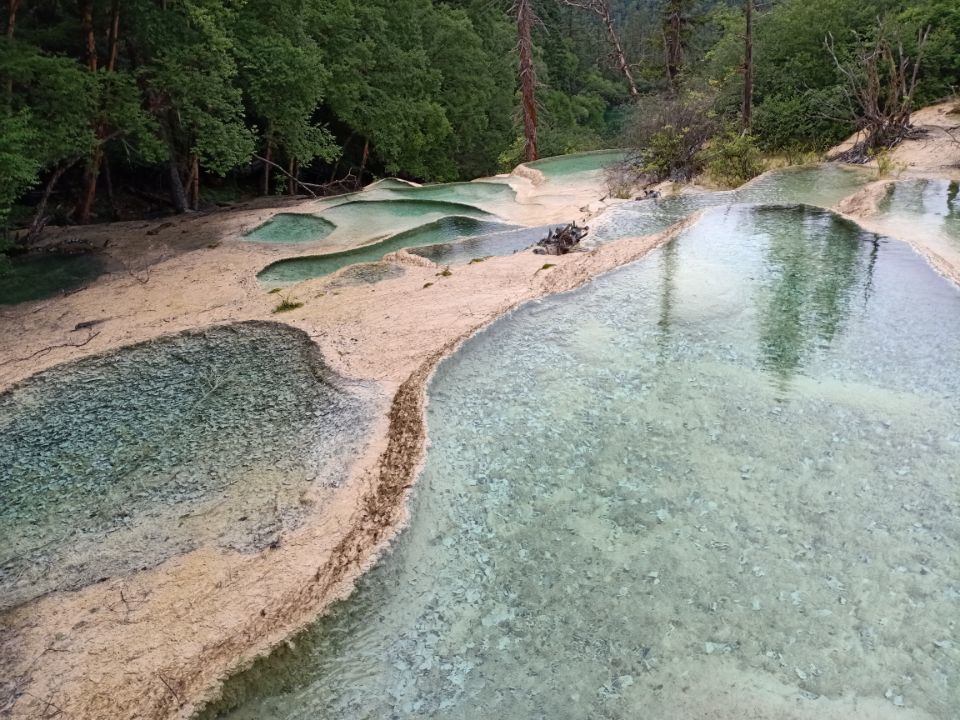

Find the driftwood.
[{"left": 534, "top": 222, "right": 589, "bottom": 256}]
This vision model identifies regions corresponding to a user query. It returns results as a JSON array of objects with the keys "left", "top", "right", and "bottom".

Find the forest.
[{"left": 0, "top": 0, "right": 958, "bottom": 239}]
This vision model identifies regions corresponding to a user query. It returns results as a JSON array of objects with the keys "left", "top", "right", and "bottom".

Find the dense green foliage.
[
  {"left": 703, "top": 0, "right": 960, "bottom": 152},
  {"left": 0, "top": 0, "right": 633, "bottom": 229},
  {"left": 0, "top": 0, "right": 957, "bottom": 232}
]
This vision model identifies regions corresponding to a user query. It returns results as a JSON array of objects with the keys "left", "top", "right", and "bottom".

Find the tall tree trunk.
[
  {"left": 27, "top": 163, "right": 73, "bottom": 241},
  {"left": 159, "top": 118, "right": 188, "bottom": 213},
  {"left": 76, "top": 0, "right": 101, "bottom": 223},
  {"left": 189, "top": 154, "right": 199, "bottom": 210},
  {"left": 5, "top": 0, "right": 18, "bottom": 38},
  {"left": 663, "top": 0, "right": 684, "bottom": 90},
  {"left": 358, "top": 138, "right": 369, "bottom": 184},
  {"left": 78, "top": 145, "right": 103, "bottom": 223},
  {"left": 78, "top": 0, "right": 122, "bottom": 224},
  {"left": 4, "top": 0, "right": 20, "bottom": 104},
  {"left": 742, "top": 0, "right": 753, "bottom": 132},
  {"left": 288, "top": 158, "right": 297, "bottom": 196},
  {"left": 514, "top": 0, "right": 538, "bottom": 162},
  {"left": 107, "top": 0, "right": 121, "bottom": 71},
  {"left": 167, "top": 152, "right": 188, "bottom": 213},
  {"left": 562, "top": 1, "right": 638, "bottom": 99},
  {"left": 261, "top": 141, "right": 273, "bottom": 195},
  {"left": 600, "top": 4, "right": 638, "bottom": 98}
]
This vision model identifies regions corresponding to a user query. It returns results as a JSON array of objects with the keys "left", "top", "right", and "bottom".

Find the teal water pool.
[
  {"left": 409, "top": 224, "right": 562, "bottom": 265},
  {"left": 244, "top": 214, "right": 336, "bottom": 244},
  {"left": 258, "top": 217, "right": 516, "bottom": 285},
  {"left": 201, "top": 205, "right": 960, "bottom": 719},
  {"left": 524, "top": 150, "right": 628, "bottom": 179}
]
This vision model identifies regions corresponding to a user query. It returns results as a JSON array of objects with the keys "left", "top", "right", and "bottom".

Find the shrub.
[
  {"left": 621, "top": 90, "right": 718, "bottom": 182},
  {"left": 272, "top": 296, "right": 303, "bottom": 313},
  {"left": 701, "top": 128, "right": 766, "bottom": 188},
  {"left": 752, "top": 88, "right": 853, "bottom": 153},
  {"left": 870, "top": 149, "right": 906, "bottom": 179}
]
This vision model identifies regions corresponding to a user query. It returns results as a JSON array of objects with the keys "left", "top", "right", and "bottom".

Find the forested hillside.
[{"left": 0, "top": 0, "right": 957, "bottom": 233}]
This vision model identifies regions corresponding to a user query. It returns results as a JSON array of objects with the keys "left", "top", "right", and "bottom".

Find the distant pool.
[{"left": 524, "top": 150, "right": 628, "bottom": 179}]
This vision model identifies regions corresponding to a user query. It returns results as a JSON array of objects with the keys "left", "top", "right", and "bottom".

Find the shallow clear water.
[
  {"left": 876, "top": 179, "right": 960, "bottom": 243},
  {"left": 592, "top": 165, "right": 872, "bottom": 242},
  {"left": 244, "top": 214, "right": 336, "bottom": 243},
  {"left": 258, "top": 217, "right": 516, "bottom": 286},
  {"left": 203, "top": 205, "right": 960, "bottom": 720},
  {"left": 409, "top": 225, "right": 561, "bottom": 266},
  {"left": 0, "top": 253, "right": 107, "bottom": 305},
  {"left": 0, "top": 322, "right": 377, "bottom": 609}
]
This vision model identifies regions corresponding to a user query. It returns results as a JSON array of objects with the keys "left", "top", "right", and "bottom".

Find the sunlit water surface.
[{"left": 203, "top": 205, "right": 960, "bottom": 719}]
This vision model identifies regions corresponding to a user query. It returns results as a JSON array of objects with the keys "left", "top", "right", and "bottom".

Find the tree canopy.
[{"left": 0, "top": 0, "right": 957, "bottom": 232}]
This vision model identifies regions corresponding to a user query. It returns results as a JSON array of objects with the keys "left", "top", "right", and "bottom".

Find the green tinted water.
[
  {"left": 524, "top": 150, "right": 627, "bottom": 178},
  {"left": 202, "top": 205, "right": 960, "bottom": 720},
  {"left": 0, "top": 253, "right": 107, "bottom": 305},
  {"left": 244, "top": 214, "right": 336, "bottom": 243},
  {"left": 258, "top": 217, "right": 516, "bottom": 285},
  {"left": 387, "top": 181, "right": 516, "bottom": 206},
  {"left": 0, "top": 322, "right": 377, "bottom": 609}
]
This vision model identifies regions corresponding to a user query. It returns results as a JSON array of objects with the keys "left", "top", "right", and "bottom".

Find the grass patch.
[
  {"left": 268, "top": 287, "right": 282, "bottom": 294},
  {"left": 437, "top": 266, "right": 453, "bottom": 277},
  {"left": 422, "top": 282, "right": 434, "bottom": 289},
  {"left": 468, "top": 256, "right": 492, "bottom": 264},
  {"left": 871, "top": 149, "right": 906, "bottom": 179},
  {"left": 534, "top": 262, "right": 556, "bottom": 276},
  {"left": 272, "top": 295, "right": 303, "bottom": 313}
]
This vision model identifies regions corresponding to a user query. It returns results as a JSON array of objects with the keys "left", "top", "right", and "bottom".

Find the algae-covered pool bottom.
[
  {"left": 0, "top": 322, "right": 378, "bottom": 608},
  {"left": 204, "top": 205, "right": 960, "bottom": 719}
]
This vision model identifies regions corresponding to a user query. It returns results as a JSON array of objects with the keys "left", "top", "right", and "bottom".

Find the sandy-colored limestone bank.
[
  {"left": 831, "top": 102, "right": 960, "bottom": 179},
  {"left": 0, "top": 162, "right": 693, "bottom": 719},
  {"left": 830, "top": 101, "right": 960, "bottom": 283}
]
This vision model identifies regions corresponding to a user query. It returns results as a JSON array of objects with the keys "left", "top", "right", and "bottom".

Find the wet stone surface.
[
  {"left": 326, "top": 262, "right": 406, "bottom": 289},
  {"left": 0, "top": 321, "right": 379, "bottom": 609}
]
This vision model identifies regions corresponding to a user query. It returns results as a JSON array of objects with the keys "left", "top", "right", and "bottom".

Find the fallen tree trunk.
[{"left": 533, "top": 222, "right": 589, "bottom": 255}]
